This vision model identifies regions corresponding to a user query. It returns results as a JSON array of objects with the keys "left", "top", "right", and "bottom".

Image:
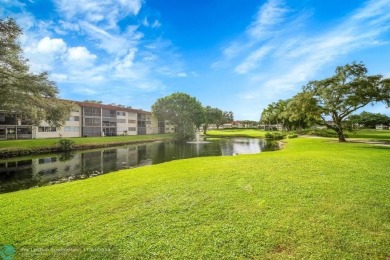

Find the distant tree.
[
  {"left": 348, "top": 111, "right": 390, "bottom": 128},
  {"left": 224, "top": 111, "right": 234, "bottom": 123},
  {"left": 202, "top": 106, "right": 223, "bottom": 134},
  {"left": 152, "top": 92, "right": 204, "bottom": 140},
  {"left": 302, "top": 62, "right": 390, "bottom": 142},
  {"left": 260, "top": 100, "right": 291, "bottom": 130},
  {"left": 0, "top": 18, "right": 74, "bottom": 127},
  {"left": 283, "top": 92, "right": 322, "bottom": 130},
  {"left": 83, "top": 100, "right": 103, "bottom": 104}
]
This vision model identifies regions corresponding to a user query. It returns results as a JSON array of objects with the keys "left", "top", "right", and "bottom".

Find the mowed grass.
[
  {"left": 0, "top": 134, "right": 174, "bottom": 149},
  {"left": 207, "top": 128, "right": 267, "bottom": 138},
  {"left": 348, "top": 129, "right": 390, "bottom": 141},
  {"left": 0, "top": 134, "right": 390, "bottom": 258}
]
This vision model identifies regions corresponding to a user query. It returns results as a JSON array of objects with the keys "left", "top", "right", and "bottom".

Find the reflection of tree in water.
[
  {"left": 1, "top": 138, "right": 280, "bottom": 194},
  {"left": 260, "top": 140, "right": 280, "bottom": 152},
  {"left": 58, "top": 152, "right": 75, "bottom": 162}
]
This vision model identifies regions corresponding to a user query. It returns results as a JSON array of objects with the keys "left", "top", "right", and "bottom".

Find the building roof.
[{"left": 70, "top": 100, "right": 152, "bottom": 115}]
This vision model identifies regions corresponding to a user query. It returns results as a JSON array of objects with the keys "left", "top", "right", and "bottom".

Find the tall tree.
[
  {"left": 0, "top": 18, "right": 74, "bottom": 127},
  {"left": 152, "top": 92, "right": 204, "bottom": 140},
  {"left": 284, "top": 92, "right": 322, "bottom": 130},
  {"left": 303, "top": 61, "right": 390, "bottom": 141}
]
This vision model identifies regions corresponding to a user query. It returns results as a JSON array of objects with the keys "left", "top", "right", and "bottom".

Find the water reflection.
[{"left": 0, "top": 138, "right": 279, "bottom": 193}]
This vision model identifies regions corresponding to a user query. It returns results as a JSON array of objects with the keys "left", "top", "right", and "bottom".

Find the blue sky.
[{"left": 1, "top": 0, "right": 390, "bottom": 120}]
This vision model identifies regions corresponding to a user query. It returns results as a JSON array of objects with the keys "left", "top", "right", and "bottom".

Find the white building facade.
[{"left": 1, "top": 101, "right": 175, "bottom": 140}]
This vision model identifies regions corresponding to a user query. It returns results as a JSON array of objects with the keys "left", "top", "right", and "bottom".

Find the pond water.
[{"left": 0, "top": 138, "right": 279, "bottom": 194}]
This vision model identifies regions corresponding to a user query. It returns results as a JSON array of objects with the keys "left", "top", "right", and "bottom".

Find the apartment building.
[{"left": 0, "top": 101, "right": 175, "bottom": 140}]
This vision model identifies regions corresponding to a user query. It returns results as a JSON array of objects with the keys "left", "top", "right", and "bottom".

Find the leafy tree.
[
  {"left": 202, "top": 106, "right": 223, "bottom": 134},
  {"left": 0, "top": 18, "right": 74, "bottom": 127},
  {"left": 260, "top": 100, "right": 291, "bottom": 130},
  {"left": 348, "top": 111, "right": 390, "bottom": 128},
  {"left": 283, "top": 92, "right": 322, "bottom": 130},
  {"left": 152, "top": 92, "right": 204, "bottom": 140},
  {"left": 224, "top": 111, "right": 234, "bottom": 123},
  {"left": 213, "top": 111, "right": 234, "bottom": 129},
  {"left": 302, "top": 62, "right": 390, "bottom": 142}
]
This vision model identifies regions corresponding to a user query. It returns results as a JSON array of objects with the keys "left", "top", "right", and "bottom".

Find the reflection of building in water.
[{"left": 0, "top": 144, "right": 154, "bottom": 193}]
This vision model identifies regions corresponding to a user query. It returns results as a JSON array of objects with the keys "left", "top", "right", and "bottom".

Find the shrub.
[
  {"left": 57, "top": 139, "right": 75, "bottom": 151},
  {"left": 265, "top": 132, "right": 286, "bottom": 140}
]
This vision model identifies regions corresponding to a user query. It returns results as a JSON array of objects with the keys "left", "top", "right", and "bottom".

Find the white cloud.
[
  {"left": 235, "top": 45, "right": 273, "bottom": 74},
  {"left": 66, "top": 46, "right": 97, "bottom": 66},
  {"left": 80, "top": 22, "right": 142, "bottom": 56},
  {"left": 176, "top": 72, "right": 187, "bottom": 78},
  {"left": 53, "top": 0, "right": 142, "bottom": 27},
  {"left": 50, "top": 73, "right": 68, "bottom": 82},
  {"left": 36, "top": 37, "right": 67, "bottom": 54},
  {"left": 24, "top": 37, "right": 67, "bottom": 71},
  {"left": 114, "top": 48, "right": 139, "bottom": 78},
  {"left": 247, "top": 0, "right": 289, "bottom": 39},
  {"left": 213, "top": 0, "right": 290, "bottom": 69}
]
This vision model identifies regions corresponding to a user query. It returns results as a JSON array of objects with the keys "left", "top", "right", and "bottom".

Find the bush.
[
  {"left": 265, "top": 132, "right": 286, "bottom": 140},
  {"left": 57, "top": 139, "right": 75, "bottom": 151},
  {"left": 287, "top": 134, "right": 298, "bottom": 139}
]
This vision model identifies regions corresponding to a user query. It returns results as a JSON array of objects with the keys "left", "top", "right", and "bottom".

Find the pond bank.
[{"left": 0, "top": 134, "right": 174, "bottom": 159}]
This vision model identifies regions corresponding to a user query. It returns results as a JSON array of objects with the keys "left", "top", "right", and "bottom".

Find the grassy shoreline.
[
  {"left": 1, "top": 130, "right": 389, "bottom": 258},
  {"left": 0, "top": 134, "right": 174, "bottom": 158}
]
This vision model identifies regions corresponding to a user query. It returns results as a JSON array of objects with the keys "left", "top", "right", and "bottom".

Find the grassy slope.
[{"left": 1, "top": 135, "right": 390, "bottom": 258}]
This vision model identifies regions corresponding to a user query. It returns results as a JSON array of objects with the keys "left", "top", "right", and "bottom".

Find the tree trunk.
[{"left": 337, "top": 132, "right": 347, "bottom": 142}]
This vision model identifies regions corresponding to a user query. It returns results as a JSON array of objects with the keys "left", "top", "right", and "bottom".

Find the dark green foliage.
[
  {"left": 348, "top": 111, "right": 390, "bottom": 128},
  {"left": 265, "top": 132, "right": 286, "bottom": 140},
  {"left": 0, "top": 18, "right": 75, "bottom": 127},
  {"left": 152, "top": 92, "right": 204, "bottom": 140},
  {"left": 57, "top": 139, "right": 75, "bottom": 151}
]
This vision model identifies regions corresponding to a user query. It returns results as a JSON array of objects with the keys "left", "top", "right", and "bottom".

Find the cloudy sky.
[{"left": 1, "top": 0, "right": 390, "bottom": 120}]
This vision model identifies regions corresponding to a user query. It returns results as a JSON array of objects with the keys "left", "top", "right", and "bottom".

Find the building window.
[
  {"left": 128, "top": 119, "right": 136, "bottom": 124},
  {"left": 84, "top": 107, "right": 101, "bottom": 116},
  {"left": 117, "top": 119, "right": 126, "bottom": 123},
  {"left": 102, "top": 109, "right": 116, "bottom": 118},
  {"left": 38, "top": 127, "right": 57, "bottom": 132},
  {"left": 64, "top": 126, "right": 80, "bottom": 132},
  {"left": 117, "top": 111, "right": 126, "bottom": 116},
  {"left": 137, "top": 114, "right": 147, "bottom": 120},
  {"left": 67, "top": 116, "right": 80, "bottom": 121},
  {"left": 84, "top": 118, "right": 101, "bottom": 126},
  {"left": 128, "top": 127, "right": 136, "bottom": 131}
]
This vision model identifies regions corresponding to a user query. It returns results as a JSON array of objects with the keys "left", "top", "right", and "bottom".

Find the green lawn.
[
  {"left": 0, "top": 134, "right": 174, "bottom": 149},
  {"left": 348, "top": 129, "right": 390, "bottom": 141},
  {"left": 0, "top": 132, "right": 389, "bottom": 258},
  {"left": 207, "top": 128, "right": 267, "bottom": 138}
]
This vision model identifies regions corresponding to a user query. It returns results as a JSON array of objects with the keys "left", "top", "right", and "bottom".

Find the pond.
[{"left": 0, "top": 137, "right": 279, "bottom": 194}]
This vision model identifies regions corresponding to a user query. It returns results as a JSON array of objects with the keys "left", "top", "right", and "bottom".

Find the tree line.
[{"left": 260, "top": 62, "right": 390, "bottom": 142}]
